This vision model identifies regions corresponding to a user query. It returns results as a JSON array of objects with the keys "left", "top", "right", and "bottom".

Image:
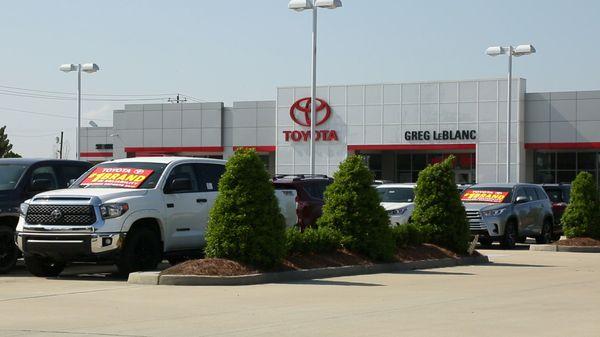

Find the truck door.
[
  {"left": 193, "top": 163, "right": 225, "bottom": 246},
  {"left": 163, "top": 163, "right": 205, "bottom": 251}
]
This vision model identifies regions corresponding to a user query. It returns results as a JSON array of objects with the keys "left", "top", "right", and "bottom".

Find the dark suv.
[
  {"left": 541, "top": 184, "right": 571, "bottom": 240},
  {"left": 272, "top": 174, "right": 333, "bottom": 229},
  {"left": 0, "top": 158, "right": 92, "bottom": 273}
]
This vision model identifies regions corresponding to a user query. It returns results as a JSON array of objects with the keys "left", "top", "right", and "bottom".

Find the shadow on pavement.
[
  {"left": 288, "top": 279, "right": 384, "bottom": 287},
  {"left": 489, "top": 262, "right": 556, "bottom": 268},
  {"left": 478, "top": 243, "right": 531, "bottom": 251},
  {"left": 398, "top": 270, "right": 475, "bottom": 276}
]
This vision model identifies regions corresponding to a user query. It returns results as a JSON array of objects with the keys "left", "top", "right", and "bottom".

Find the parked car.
[
  {"left": 372, "top": 179, "right": 393, "bottom": 186},
  {"left": 272, "top": 174, "right": 333, "bottom": 229},
  {"left": 0, "top": 158, "right": 92, "bottom": 274},
  {"left": 15, "top": 157, "right": 297, "bottom": 277},
  {"left": 541, "top": 183, "right": 571, "bottom": 240},
  {"left": 376, "top": 183, "right": 416, "bottom": 226},
  {"left": 461, "top": 183, "right": 554, "bottom": 248}
]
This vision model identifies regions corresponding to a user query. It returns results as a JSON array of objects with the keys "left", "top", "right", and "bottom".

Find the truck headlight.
[
  {"left": 388, "top": 207, "right": 408, "bottom": 216},
  {"left": 481, "top": 208, "right": 506, "bottom": 217},
  {"left": 100, "top": 203, "right": 129, "bottom": 219},
  {"left": 19, "top": 203, "right": 29, "bottom": 216}
]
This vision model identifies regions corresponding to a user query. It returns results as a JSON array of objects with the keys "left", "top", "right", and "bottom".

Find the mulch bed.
[
  {"left": 556, "top": 237, "right": 600, "bottom": 247},
  {"left": 161, "top": 244, "right": 472, "bottom": 277}
]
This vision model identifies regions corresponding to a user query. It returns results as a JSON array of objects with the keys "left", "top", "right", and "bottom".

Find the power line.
[
  {"left": 0, "top": 106, "right": 112, "bottom": 121},
  {"left": 0, "top": 84, "right": 177, "bottom": 97},
  {"left": 0, "top": 90, "right": 172, "bottom": 102}
]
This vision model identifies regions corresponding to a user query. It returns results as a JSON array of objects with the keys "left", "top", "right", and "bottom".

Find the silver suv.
[{"left": 461, "top": 183, "right": 554, "bottom": 249}]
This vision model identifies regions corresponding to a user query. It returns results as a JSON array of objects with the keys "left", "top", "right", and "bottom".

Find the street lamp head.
[
  {"left": 315, "top": 0, "right": 342, "bottom": 9},
  {"left": 59, "top": 63, "right": 77, "bottom": 72},
  {"left": 485, "top": 46, "right": 505, "bottom": 57},
  {"left": 89, "top": 120, "right": 98, "bottom": 128},
  {"left": 513, "top": 44, "right": 536, "bottom": 57},
  {"left": 288, "top": 0, "right": 313, "bottom": 11},
  {"left": 81, "top": 63, "right": 100, "bottom": 73}
]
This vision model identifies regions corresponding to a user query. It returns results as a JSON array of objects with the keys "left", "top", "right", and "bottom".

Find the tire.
[
  {"left": 478, "top": 237, "right": 493, "bottom": 248},
  {"left": 117, "top": 228, "right": 162, "bottom": 275},
  {"left": 24, "top": 255, "right": 65, "bottom": 277},
  {"left": 536, "top": 218, "right": 553, "bottom": 244},
  {"left": 517, "top": 236, "right": 527, "bottom": 244},
  {"left": 0, "top": 226, "right": 18, "bottom": 274},
  {"left": 501, "top": 221, "right": 517, "bottom": 249}
]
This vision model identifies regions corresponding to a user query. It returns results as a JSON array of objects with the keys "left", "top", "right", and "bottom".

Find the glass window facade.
[
  {"left": 359, "top": 151, "right": 475, "bottom": 183},
  {"left": 534, "top": 151, "right": 599, "bottom": 185}
]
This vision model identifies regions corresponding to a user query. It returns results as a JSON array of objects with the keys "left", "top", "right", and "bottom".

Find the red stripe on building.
[
  {"left": 525, "top": 142, "right": 600, "bottom": 150},
  {"left": 232, "top": 146, "right": 276, "bottom": 152},
  {"left": 348, "top": 144, "right": 476, "bottom": 151},
  {"left": 124, "top": 146, "right": 224, "bottom": 154},
  {"left": 80, "top": 152, "right": 113, "bottom": 157}
]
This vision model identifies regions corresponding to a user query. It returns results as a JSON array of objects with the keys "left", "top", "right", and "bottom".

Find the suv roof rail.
[{"left": 273, "top": 174, "right": 330, "bottom": 181}]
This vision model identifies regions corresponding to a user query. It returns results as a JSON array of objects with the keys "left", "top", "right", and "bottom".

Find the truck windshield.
[
  {"left": 0, "top": 164, "right": 28, "bottom": 191},
  {"left": 72, "top": 162, "right": 167, "bottom": 189},
  {"left": 461, "top": 187, "right": 512, "bottom": 203},
  {"left": 377, "top": 188, "right": 415, "bottom": 203}
]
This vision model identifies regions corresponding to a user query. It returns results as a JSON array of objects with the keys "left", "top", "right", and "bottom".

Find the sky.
[{"left": 1, "top": 0, "right": 600, "bottom": 158}]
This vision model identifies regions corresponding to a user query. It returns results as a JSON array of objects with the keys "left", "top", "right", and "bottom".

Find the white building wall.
[{"left": 277, "top": 78, "right": 526, "bottom": 183}]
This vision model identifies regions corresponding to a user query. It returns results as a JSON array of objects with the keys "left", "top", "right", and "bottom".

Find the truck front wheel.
[
  {"left": 0, "top": 226, "right": 18, "bottom": 274},
  {"left": 24, "top": 255, "right": 65, "bottom": 277},
  {"left": 117, "top": 228, "right": 161, "bottom": 275}
]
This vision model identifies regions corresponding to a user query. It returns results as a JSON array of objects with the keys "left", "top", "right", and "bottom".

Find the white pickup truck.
[{"left": 15, "top": 157, "right": 297, "bottom": 277}]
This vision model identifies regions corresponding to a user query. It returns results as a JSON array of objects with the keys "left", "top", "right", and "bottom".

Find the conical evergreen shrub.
[
  {"left": 205, "top": 148, "right": 286, "bottom": 268},
  {"left": 411, "top": 155, "right": 470, "bottom": 253},
  {"left": 562, "top": 171, "right": 600, "bottom": 239},
  {"left": 317, "top": 155, "right": 395, "bottom": 261}
]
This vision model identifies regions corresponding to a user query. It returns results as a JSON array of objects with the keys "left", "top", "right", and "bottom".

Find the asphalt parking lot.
[{"left": 1, "top": 245, "right": 599, "bottom": 337}]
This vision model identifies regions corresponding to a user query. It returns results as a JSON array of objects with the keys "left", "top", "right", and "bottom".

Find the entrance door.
[{"left": 455, "top": 170, "right": 473, "bottom": 184}]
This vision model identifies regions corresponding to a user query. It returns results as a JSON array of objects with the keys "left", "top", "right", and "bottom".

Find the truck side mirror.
[
  {"left": 30, "top": 178, "right": 52, "bottom": 192},
  {"left": 166, "top": 178, "right": 192, "bottom": 194},
  {"left": 514, "top": 196, "right": 528, "bottom": 204}
]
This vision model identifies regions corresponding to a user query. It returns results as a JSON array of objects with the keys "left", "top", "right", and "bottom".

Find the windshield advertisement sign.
[
  {"left": 461, "top": 190, "right": 509, "bottom": 203},
  {"left": 81, "top": 167, "right": 154, "bottom": 189}
]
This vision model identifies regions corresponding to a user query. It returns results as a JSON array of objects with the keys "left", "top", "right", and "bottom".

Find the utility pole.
[
  {"left": 59, "top": 131, "right": 64, "bottom": 159},
  {"left": 168, "top": 94, "right": 187, "bottom": 104}
]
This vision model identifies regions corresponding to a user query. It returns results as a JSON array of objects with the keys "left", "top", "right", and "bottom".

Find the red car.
[
  {"left": 272, "top": 174, "right": 333, "bottom": 230},
  {"left": 541, "top": 184, "right": 571, "bottom": 240}
]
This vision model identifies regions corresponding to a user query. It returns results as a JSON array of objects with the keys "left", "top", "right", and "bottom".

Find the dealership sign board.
[
  {"left": 404, "top": 130, "right": 477, "bottom": 141},
  {"left": 284, "top": 97, "right": 338, "bottom": 142}
]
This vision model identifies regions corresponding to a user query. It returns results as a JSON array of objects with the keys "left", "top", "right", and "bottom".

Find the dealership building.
[{"left": 79, "top": 78, "right": 600, "bottom": 184}]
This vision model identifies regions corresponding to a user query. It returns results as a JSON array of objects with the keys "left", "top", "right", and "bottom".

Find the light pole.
[
  {"left": 288, "top": 0, "right": 342, "bottom": 174},
  {"left": 60, "top": 63, "right": 100, "bottom": 160},
  {"left": 485, "top": 44, "right": 535, "bottom": 183}
]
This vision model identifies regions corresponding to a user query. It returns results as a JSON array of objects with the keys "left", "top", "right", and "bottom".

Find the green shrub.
[
  {"left": 285, "top": 226, "right": 346, "bottom": 255},
  {"left": 391, "top": 223, "right": 425, "bottom": 248},
  {"left": 317, "top": 155, "right": 395, "bottom": 261},
  {"left": 562, "top": 172, "right": 600, "bottom": 239},
  {"left": 411, "top": 155, "right": 470, "bottom": 253},
  {"left": 205, "top": 148, "right": 286, "bottom": 268}
]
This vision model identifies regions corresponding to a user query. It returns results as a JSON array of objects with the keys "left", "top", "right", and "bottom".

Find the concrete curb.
[
  {"left": 530, "top": 244, "right": 600, "bottom": 253},
  {"left": 128, "top": 255, "right": 489, "bottom": 286}
]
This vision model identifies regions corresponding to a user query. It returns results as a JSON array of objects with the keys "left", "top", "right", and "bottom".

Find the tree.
[
  {"left": 411, "top": 156, "right": 470, "bottom": 253},
  {"left": 317, "top": 155, "right": 395, "bottom": 261},
  {"left": 205, "top": 148, "right": 286, "bottom": 268},
  {"left": 562, "top": 172, "right": 600, "bottom": 239},
  {"left": 0, "top": 126, "right": 20, "bottom": 158}
]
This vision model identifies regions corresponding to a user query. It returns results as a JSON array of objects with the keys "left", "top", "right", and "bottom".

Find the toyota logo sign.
[
  {"left": 289, "top": 97, "right": 331, "bottom": 127},
  {"left": 50, "top": 209, "right": 63, "bottom": 221},
  {"left": 283, "top": 97, "right": 338, "bottom": 143}
]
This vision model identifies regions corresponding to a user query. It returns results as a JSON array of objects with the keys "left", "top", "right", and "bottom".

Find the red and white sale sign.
[
  {"left": 80, "top": 167, "right": 154, "bottom": 189},
  {"left": 461, "top": 190, "right": 509, "bottom": 203}
]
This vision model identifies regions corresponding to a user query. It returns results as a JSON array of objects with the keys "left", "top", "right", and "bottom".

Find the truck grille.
[
  {"left": 26, "top": 205, "right": 96, "bottom": 226},
  {"left": 466, "top": 210, "right": 486, "bottom": 231}
]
